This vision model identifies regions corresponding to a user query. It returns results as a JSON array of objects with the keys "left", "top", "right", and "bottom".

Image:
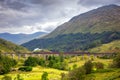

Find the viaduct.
[{"left": 1, "top": 52, "right": 114, "bottom": 60}]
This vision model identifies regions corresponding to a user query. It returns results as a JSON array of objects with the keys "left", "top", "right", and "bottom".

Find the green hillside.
[
  {"left": 0, "top": 38, "right": 30, "bottom": 54},
  {"left": 22, "top": 5, "right": 120, "bottom": 52},
  {"left": 22, "top": 31, "right": 120, "bottom": 52},
  {"left": 45, "top": 5, "right": 120, "bottom": 38},
  {"left": 89, "top": 40, "right": 120, "bottom": 53}
]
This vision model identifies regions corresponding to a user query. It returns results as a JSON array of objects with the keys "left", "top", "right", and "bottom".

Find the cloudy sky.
[{"left": 0, "top": 0, "right": 120, "bottom": 34}]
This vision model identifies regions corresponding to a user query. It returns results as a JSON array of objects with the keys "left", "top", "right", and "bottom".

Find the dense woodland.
[{"left": 22, "top": 31, "right": 120, "bottom": 52}]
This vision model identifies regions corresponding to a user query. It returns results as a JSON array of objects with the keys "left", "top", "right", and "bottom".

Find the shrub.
[
  {"left": 94, "top": 62, "right": 104, "bottom": 69},
  {"left": 84, "top": 60, "right": 93, "bottom": 74},
  {"left": 92, "top": 69, "right": 113, "bottom": 73},
  {"left": 0, "top": 54, "right": 17, "bottom": 74},
  {"left": 18, "top": 66, "right": 32, "bottom": 72},
  {"left": 47, "top": 56, "right": 68, "bottom": 70},
  {"left": 68, "top": 67, "right": 86, "bottom": 80},
  {"left": 112, "top": 53, "right": 120, "bottom": 68},
  {"left": 41, "top": 72, "right": 48, "bottom": 80},
  {"left": 24, "top": 57, "right": 39, "bottom": 67},
  {"left": 61, "top": 73, "right": 66, "bottom": 80},
  {"left": 38, "top": 58, "right": 45, "bottom": 66},
  {"left": 72, "top": 64, "right": 77, "bottom": 69}
]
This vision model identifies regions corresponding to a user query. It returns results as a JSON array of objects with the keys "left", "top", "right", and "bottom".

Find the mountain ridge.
[
  {"left": 44, "top": 4, "right": 120, "bottom": 38},
  {"left": 0, "top": 32, "right": 47, "bottom": 44},
  {"left": 22, "top": 4, "right": 120, "bottom": 52}
]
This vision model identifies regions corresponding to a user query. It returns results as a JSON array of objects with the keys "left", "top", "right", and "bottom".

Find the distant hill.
[
  {"left": 0, "top": 38, "right": 30, "bottom": 54},
  {"left": 22, "top": 5, "right": 120, "bottom": 52},
  {"left": 0, "top": 32, "right": 47, "bottom": 44},
  {"left": 89, "top": 40, "right": 120, "bottom": 53}
]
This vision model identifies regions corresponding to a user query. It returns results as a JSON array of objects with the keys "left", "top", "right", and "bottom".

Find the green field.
[
  {"left": 89, "top": 40, "right": 120, "bottom": 53},
  {"left": 0, "top": 67, "right": 67, "bottom": 80},
  {"left": 0, "top": 55, "right": 117, "bottom": 80}
]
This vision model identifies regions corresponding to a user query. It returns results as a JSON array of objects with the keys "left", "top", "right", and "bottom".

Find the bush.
[
  {"left": 72, "top": 64, "right": 77, "bottom": 69},
  {"left": 24, "top": 57, "right": 39, "bottom": 67},
  {"left": 47, "top": 55, "right": 68, "bottom": 70},
  {"left": 18, "top": 66, "right": 32, "bottom": 72},
  {"left": 94, "top": 62, "right": 104, "bottom": 69},
  {"left": 38, "top": 58, "right": 45, "bottom": 66},
  {"left": 61, "top": 73, "right": 66, "bottom": 80},
  {"left": 112, "top": 53, "right": 120, "bottom": 68},
  {"left": 0, "top": 54, "right": 17, "bottom": 74},
  {"left": 84, "top": 60, "right": 93, "bottom": 74},
  {"left": 41, "top": 72, "right": 48, "bottom": 80},
  {"left": 92, "top": 69, "right": 113, "bottom": 73},
  {"left": 68, "top": 67, "right": 86, "bottom": 80}
]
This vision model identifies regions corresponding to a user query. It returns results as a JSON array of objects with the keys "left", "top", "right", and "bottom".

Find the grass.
[
  {"left": 90, "top": 68, "right": 120, "bottom": 80},
  {"left": 0, "top": 55, "right": 117, "bottom": 80},
  {"left": 67, "top": 55, "right": 112, "bottom": 69},
  {"left": 0, "top": 66, "right": 67, "bottom": 80},
  {"left": 89, "top": 40, "right": 120, "bottom": 53}
]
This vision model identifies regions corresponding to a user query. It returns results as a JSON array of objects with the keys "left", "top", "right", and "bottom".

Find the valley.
[
  {"left": 0, "top": 55, "right": 116, "bottom": 80},
  {"left": 0, "top": 4, "right": 120, "bottom": 80}
]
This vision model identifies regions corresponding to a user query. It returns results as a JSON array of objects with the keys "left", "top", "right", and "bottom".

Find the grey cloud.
[
  {"left": 78, "top": 0, "right": 120, "bottom": 7},
  {"left": 29, "top": 0, "right": 60, "bottom": 5},
  {"left": 6, "top": 1, "right": 27, "bottom": 10},
  {"left": 0, "top": 0, "right": 79, "bottom": 28},
  {"left": 0, "top": 0, "right": 119, "bottom": 33}
]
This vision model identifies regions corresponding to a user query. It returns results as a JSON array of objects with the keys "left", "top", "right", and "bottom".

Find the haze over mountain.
[
  {"left": 0, "top": 32, "right": 47, "bottom": 44},
  {"left": 22, "top": 5, "right": 120, "bottom": 52}
]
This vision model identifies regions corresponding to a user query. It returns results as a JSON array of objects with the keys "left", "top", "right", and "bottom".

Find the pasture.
[{"left": 0, "top": 55, "right": 115, "bottom": 80}]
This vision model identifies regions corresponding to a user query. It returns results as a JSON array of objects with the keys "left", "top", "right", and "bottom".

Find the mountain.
[
  {"left": 0, "top": 38, "right": 30, "bottom": 54},
  {"left": 22, "top": 5, "right": 120, "bottom": 52},
  {"left": 0, "top": 32, "right": 47, "bottom": 44},
  {"left": 89, "top": 40, "right": 120, "bottom": 53},
  {"left": 45, "top": 4, "right": 120, "bottom": 38}
]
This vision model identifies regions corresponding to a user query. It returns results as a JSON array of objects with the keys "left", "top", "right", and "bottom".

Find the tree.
[
  {"left": 72, "top": 64, "right": 77, "bottom": 69},
  {"left": 38, "top": 58, "right": 45, "bottom": 66},
  {"left": 18, "top": 66, "right": 32, "bottom": 72},
  {"left": 113, "top": 53, "right": 120, "bottom": 68},
  {"left": 84, "top": 60, "right": 93, "bottom": 74},
  {"left": 68, "top": 67, "right": 86, "bottom": 80},
  {"left": 61, "top": 73, "right": 66, "bottom": 80},
  {"left": 24, "top": 57, "right": 38, "bottom": 67},
  {"left": 94, "top": 62, "right": 104, "bottom": 69},
  {"left": 0, "top": 54, "right": 17, "bottom": 74},
  {"left": 41, "top": 72, "right": 49, "bottom": 80}
]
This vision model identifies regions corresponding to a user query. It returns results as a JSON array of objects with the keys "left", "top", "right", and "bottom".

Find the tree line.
[{"left": 22, "top": 31, "right": 120, "bottom": 52}]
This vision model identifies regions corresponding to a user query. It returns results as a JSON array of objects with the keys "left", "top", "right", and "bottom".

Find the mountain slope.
[
  {"left": 45, "top": 4, "right": 120, "bottom": 38},
  {"left": 89, "top": 40, "right": 120, "bottom": 53},
  {"left": 0, "top": 38, "right": 30, "bottom": 54},
  {"left": 0, "top": 32, "right": 47, "bottom": 44},
  {"left": 22, "top": 31, "right": 120, "bottom": 52},
  {"left": 22, "top": 5, "right": 120, "bottom": 52}
]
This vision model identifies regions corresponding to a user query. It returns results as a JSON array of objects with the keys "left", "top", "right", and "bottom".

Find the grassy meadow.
[{"left": 0, "top": 55, "right": 118, "bottom": 80}]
